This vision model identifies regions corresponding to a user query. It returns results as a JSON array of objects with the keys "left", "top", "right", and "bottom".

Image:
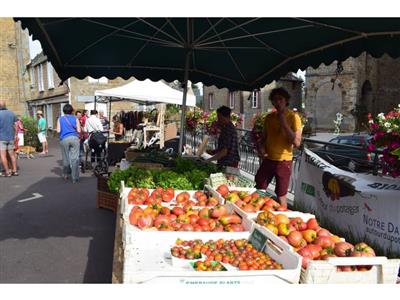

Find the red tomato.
[
  {"left": 287, "top": 231, "right": 303, "bottom": 248},
  {"left": 334, "top": 242, "right": 354, "bottom": 257},
  {"left": 162, "top": 192, "right": 174, "bottom": 202},
  {"left": 306, "top": 218, "right": 320, "bottom": 231},
  {"left": 181, "top": 224, "right": 194, "bottom": 231},
  {"left": 154, "top": 215, "right": 170, "bottom": 228},
  {"left": 188, "top": 214, "right": 199, "bottom": 225},
  {"left": 197, "top": 218, "right": 209, "bottom": 227},
  {"left": 216, "top": 184, "right": 229, "bottom": 197},
  {"left": 313, "top": 236, "right": 335, "bottom": 249},
  {"left": 137, "top": 215, "right": 153, "bottom": 229},
  {"left": 129, "top": 211, "right": 143, "bottom": 226},
  {"left": 172, "top": 207, "right": 184, "bottom": 216}
]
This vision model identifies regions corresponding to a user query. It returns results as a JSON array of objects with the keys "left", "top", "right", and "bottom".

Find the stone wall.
[
  {"left": 0, "top": 19, "right": 31, "bottom": 115},
  {"left": 305, "top": 59, "right": 358, "bottom": 132},
  {"left": 305, "top": 53, "right": 400, "bottom": 133}
]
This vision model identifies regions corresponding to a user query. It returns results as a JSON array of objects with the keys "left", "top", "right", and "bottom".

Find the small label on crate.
[{"left": 248, "top": 228, "right": 267, "bottom": 251}]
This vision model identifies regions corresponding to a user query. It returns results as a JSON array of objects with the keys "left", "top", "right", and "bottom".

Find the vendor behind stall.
[
  {"left": 205, "top": 106, "right": 240, "bottom": 169},
  {"left": 111, "top": 115, "right": 125, "bottom": 141}
]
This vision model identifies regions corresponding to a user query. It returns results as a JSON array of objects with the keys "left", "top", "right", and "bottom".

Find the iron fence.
[{"left": 186, "top": 128, "right": 298, "bottom": 195}]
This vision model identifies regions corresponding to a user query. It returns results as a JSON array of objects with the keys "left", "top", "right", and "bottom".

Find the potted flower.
[
  {"left": 204, "top": 111, "right": 243, "bottom": 136},
  {"left": 368, "top": 105, "right": 400, "bottom": 177}
]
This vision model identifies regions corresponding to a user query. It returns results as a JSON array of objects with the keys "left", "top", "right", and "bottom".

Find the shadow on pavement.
[{"left": 0, "top": 175, "right": 116, "bottom": 283}]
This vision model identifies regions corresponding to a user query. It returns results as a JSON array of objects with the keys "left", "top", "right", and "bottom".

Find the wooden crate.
[
  {"left": 97, "top": 175, "right": 112, "bottom": 193},
  {"left": 97, "top": 190, "right": 119, "bottom": 213}
]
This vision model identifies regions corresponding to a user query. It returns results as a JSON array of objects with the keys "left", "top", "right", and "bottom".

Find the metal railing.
[{"left": 186, "top": 128, "right": 299, "bottom": 195}]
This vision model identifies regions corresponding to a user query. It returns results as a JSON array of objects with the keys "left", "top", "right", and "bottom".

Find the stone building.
[
  {"left": 0, "top": 19, "right": 31, "bottom": 115},
  {"left": 203, "top": 73, "right": 303, "bottom": 129},
  {"left": 25, "top": 51, "right": 135, "bottom": 131},
  {"left": 305, "top": 52, "right": 400, "bottom": 132}
]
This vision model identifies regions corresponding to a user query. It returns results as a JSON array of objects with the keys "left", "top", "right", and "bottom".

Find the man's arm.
[
  {"left": 56, "top": 118, "right": 61, "bottom": 133},
  {"left": 278, "top": 113, "right": 302, "bottom": 148},
  {"left": 206, "top": 148, "right": 228, "bottom": 162},
  {"left": 76, "top": 118, "right": 81, "bottom": 133}
]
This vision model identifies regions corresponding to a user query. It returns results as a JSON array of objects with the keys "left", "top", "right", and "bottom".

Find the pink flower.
[{"left": 367, "top": 143, "right": 375, "bottom": 152}]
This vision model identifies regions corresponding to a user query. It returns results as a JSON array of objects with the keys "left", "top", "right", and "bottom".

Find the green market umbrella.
[{"left": 15, "top": 17, "right": 400, "bottom": 152}]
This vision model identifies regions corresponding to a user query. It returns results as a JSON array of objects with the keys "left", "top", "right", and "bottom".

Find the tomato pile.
[
  {"left": 171, "top": 238, "right": 283, "bottom": 271},
  {"left": 216, "top": 185, "right": 288, "bottom": 213},
  {"left": 128, "top": 188, "right": 219, "bottom": 207},
  {"left": 192, "top": 261, "right": 227, "bottom": 271},
  {"left": 129, "top": 204, "right": 245, "bottom": 232},
  {"left": 255, "top": 212, "right": 376, "bottom": 271}
]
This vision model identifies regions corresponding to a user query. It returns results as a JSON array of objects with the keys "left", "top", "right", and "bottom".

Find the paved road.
[{"left": 0, "top": 138, "right": 116, "bottom": 283}]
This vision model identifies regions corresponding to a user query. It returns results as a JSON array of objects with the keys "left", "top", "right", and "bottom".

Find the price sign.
[{"left": 248, "top": 227, "right": 268, "bottom": 252}]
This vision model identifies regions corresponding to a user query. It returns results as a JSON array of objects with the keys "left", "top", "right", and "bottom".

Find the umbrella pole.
[
  {"left": 94, "top": 96, "right": 97, "bottom": 111},
  {"left": 178, "top": 50, "right": 191, "bottom": 155},
  {"left": 108, "top": 98, "right": 112, "bottom": 145}
]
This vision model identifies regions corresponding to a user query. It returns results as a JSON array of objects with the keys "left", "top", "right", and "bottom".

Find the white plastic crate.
[
  {"left": 122, "top": 226, "right": 302, "bottom": 284},
  {"left": 301, "top": 257, "right": 400, "bottom": 284},
  {"left": 121, "top": 203, "right": 255, "bottom": 249}
]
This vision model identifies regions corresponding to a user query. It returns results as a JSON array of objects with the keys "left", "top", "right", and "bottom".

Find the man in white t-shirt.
[
  {"left": 84, "top": 110, "right": 103, "bottom": 134},
  {"left": 84, "top": 110, "right": 104, "bottom": 167}
]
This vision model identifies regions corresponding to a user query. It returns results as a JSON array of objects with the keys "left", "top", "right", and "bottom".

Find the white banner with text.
[{"left": 295, "top": 148, "right": 400, "bottom": 257}]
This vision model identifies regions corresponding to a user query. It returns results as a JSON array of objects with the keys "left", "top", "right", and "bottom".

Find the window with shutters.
[
  {"left": 47, "top": 62, "right": 54, "bottom": 89},
  {"left": 29, "top": 67, "right": 35, "bottom": 87},
  {"left": 37, "top": 64, "right": 44, "bottom": 92},
  {"left": 251, "top": 90, "right": 259, "bottom": 108}
]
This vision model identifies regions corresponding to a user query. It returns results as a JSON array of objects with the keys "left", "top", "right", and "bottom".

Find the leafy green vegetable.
[{"left": 107, "top": 154, "right": 219, "bottom": 192}]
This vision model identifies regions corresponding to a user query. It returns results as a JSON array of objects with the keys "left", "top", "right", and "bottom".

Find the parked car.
[{"left": 312, "top": 134, "right": 380, "bottom": 172}]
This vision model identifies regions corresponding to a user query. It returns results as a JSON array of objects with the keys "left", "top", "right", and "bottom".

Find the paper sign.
[{"left": 248, "top": 228, "right": 267, "bottom": 251}]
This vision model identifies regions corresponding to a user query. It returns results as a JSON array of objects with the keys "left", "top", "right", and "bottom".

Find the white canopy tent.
[
  {"left": 94, "top": 79, "right": 196, "bottom": 106},
  {"left": 94, "top": 79, "right": 197, "bottom": 150}
]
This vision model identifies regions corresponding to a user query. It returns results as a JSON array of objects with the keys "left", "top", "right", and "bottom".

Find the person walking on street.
[
  {"left": 0, "top": 101, "right": 18, "bottom": 177},
  {"left": 84, "top": 110, "right": 104, "bottom": 167},
  {"left": 37, "top": 110, "right": 48, "bottom": 155},
  {"left": 205, "top": 106, "right": 240, "bottom": 169},
  {"left": 56, "top": 104, "right": 81, "bottom": 183},
  {"left": 254, "top": 87, "right": 302, "bottom": 209},
  {"left": 15, "top": 116, "right": 25, "bottom": 147}
]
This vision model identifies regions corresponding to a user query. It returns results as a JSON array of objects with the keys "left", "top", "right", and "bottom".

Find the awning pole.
[
  {"left": 108, "top": 98, "right": 112, "bottom": 145},
  {"left": 178, "top": 50, "right": 191, "bottom": 155}
]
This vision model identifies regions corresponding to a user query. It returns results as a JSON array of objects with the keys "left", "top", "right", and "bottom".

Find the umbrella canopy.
[
  {"left": 15, "top": 18, "right": 400, "bottom": 91},
  {"left": 94, "top": 79, "right": 197, "bottom": 106},
  {"left": 16, "top": 17, "right": 400, "bottom": 153}
]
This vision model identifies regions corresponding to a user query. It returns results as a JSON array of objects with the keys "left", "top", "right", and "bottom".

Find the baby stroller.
[{"left": 87, "top": 131, "right": 108, "bottom": 176}]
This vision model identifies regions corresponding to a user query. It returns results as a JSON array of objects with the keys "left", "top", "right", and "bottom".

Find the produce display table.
[{"left": 109, "top": 170, "right": 400, "bottom": 284}]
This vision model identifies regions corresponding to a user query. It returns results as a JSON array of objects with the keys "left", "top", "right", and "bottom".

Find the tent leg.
[
  {"left": 108, "top": 99, "right": 112, "bottom": 145},
  {"left": 178, "top": 50, "right": 191, "bottom": 156},
  {"left": 94, "top": 96, "right": 97, "bottom": 111}
]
